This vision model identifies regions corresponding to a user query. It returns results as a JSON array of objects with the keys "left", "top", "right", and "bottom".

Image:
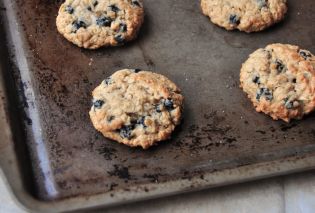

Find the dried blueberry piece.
[
  {"left": 275, "top": 59, "right": 286, "bottom": 73},
  {"left": 65, "top": 5, "right": 74, "bottom": 14},
  {"left": 103, "top": 77, "right": 112, "bottom": 85},
  {"left": 164, "top": 99, "right": 174, "bottom": 111},
  {"left": 263, "top": 89, "right": 273, "bottom": 101},
  {"left": 134, "top": 68, "right": 141, "bottom": 73},
  {"left": 256, "top": 89, "right": 262, "bottom": 100},
  {"left": 292, "top": 78, "right": 297, "bottom": 83},
  {"left": 119, "top": 125, "right": 134, "bottom": 139},
  {"left": 299, "top": 50, "right": 312, "bottom": 60},
  {"left": 256, "top": 88, "right": 273, "bottom": 101},
  {"left": 93, "top": 100, "right": 104, "bottom": 109},
  {"left": 87, "top": 6, "right": 92, "bottom": 11},
  {"left": 96, "top": 16, "right": 112, "bottom": 27},
  {"left": 108, "top": 116, "right": 115, "bottom": 122},
  {"left": 93, "top": 1, "right": 98, "bottom": 7},
  {"left": 229, "top": 14, "right": 240, "bottom": 25},
  {"left": 284, "top": 98, "right": 294, "bottom": 109},
  {"left": 136, "top": 116, "right": 146, "bottom": 127},
  {"left": 114, "top": 34, "right": 125, "bottom": 44},
  {"left": 252, "top": 76, "right": 260, "bottom": 84},
  {"left": 109, "top": 4, "right": 120, "bottom": 12},
  {"left": 155, "top": 104, "right": 162, "bottom": 113},
  {"left": 119, "top": 23, "right": 127, "bottom": 32},
  {"left": 72, "top": 20, "right": 87, "bottom": 32},
  {"left": 131, "top": 0, "right": 141, "bottom": 7}
]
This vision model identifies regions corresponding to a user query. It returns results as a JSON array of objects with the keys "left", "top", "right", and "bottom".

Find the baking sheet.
[{"left": 0, "top": 0, "right": 315, "bottom": 211}]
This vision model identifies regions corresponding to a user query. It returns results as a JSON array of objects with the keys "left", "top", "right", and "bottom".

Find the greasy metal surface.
[{"left": 1, "top": 0, "right": 315, "bottom": 205}]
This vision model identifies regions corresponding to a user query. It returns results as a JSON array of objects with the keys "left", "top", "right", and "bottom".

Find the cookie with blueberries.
[
  {"left": 89, "top": 69, "right": 184, "bottom": 149},
  {"left": 56, "top": 0, "right": 144, "bottom": 49},
  {"left": 201, "top": 0, "right": 287, "bottom": 33},
  {"left": 240, "top": 44, "right": 315, "bottom": 122}
]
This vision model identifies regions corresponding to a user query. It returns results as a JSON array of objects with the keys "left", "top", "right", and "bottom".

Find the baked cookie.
[
  {"left": 56, "top": 0, "right": 144, "bottom": 49},
  {"left": 240, "top": 44, "right": 315, "bottom": 122},
  {"left": 201, "top": 0, "right": 287, "bottom": 33},
  {"left": 89, "top": 69, "right": 184, "bottom": 149}
]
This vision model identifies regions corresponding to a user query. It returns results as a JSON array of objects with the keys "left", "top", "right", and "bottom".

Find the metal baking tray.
[{"left": 0, "top": 0, "right": 315, "bottom": 212}]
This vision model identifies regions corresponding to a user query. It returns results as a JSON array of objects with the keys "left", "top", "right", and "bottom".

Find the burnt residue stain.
[
  {"left": 97, "top": 145, "right": 117, "bottom": 161},
  {"left": 13, "top": 76, "right": 33, "bottom": 126},
  {"left": 143, "top": 174, "right": 160, "bottom": 183},
  {"left": 138, "top": 42, "right": 155, "bottom": 69},
  {"left": 280, "top": 123, "right": 298, "bottom": 131},
  {"left": 174, "top": 111, "right": 237, "bottom": 152},
  {"left": 256, "top": 130, "right": 266, "bottom": 134},
  {"left": 223, "top": 137, "right": 237, "bottom": 143},
  {"left": 180, "top": 170, "right": 210, "bottom": 181},
  {"left": 109, "top": 183, "right": 118, "bottom": 191},
  {"left": 108, "top": 165, "right": 131, "bottom": 180},
  {"left": 56, "top": 175, "right": 106, "bottom": 191}
]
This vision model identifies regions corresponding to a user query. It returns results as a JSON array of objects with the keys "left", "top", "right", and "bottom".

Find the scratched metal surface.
[{"left": 1, "top": 0, "right": 315, "bottom": 203}]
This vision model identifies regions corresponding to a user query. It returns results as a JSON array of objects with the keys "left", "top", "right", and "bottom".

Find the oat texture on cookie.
[
  {"left": 201, "top": 0, "right": 287, "bottom": 32},
  {"left": 56, "top": 0, "right": 144, "bottom": 49},
  {"left": 240, "top": 44, "right": 315, "bottom": 122},
  {"left": 89, "top": 69, "right": 184, "bottom": 149}
]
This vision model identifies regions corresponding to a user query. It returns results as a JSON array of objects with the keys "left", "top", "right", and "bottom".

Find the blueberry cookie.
[
  {"left": 56, "top": 0, "right": 144, "bottom": 49},
  {"left": 201, "top": 0, "right": 287, "bottom": 33},
  {"left": 89, "top": 69, "right": 184, "bottom": 149},
  {"left": 240, "top": 44, "right": 315, "bottom": 122}
]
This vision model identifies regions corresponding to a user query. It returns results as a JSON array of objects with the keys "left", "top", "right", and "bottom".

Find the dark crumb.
[
  {"left": 108, "top": 165, "right": 131, "bottom": 180},
  {"left": 256, "top": 130, "right": 266, "bottom": 134},
  {"left": 280, "top": 123, "right": 297, "bottom": 131},
  {"left": 97, "top": 146, "right": 117, "bottom": 160},
  {"left": 223, "top": 137, "right": 237, "bottom": 143},
  {"left": 109, "top": 183, "right": 118, "bottom": 191},
  {"left": 143, "top": 174, "right": 160, "bottom": 183}
]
